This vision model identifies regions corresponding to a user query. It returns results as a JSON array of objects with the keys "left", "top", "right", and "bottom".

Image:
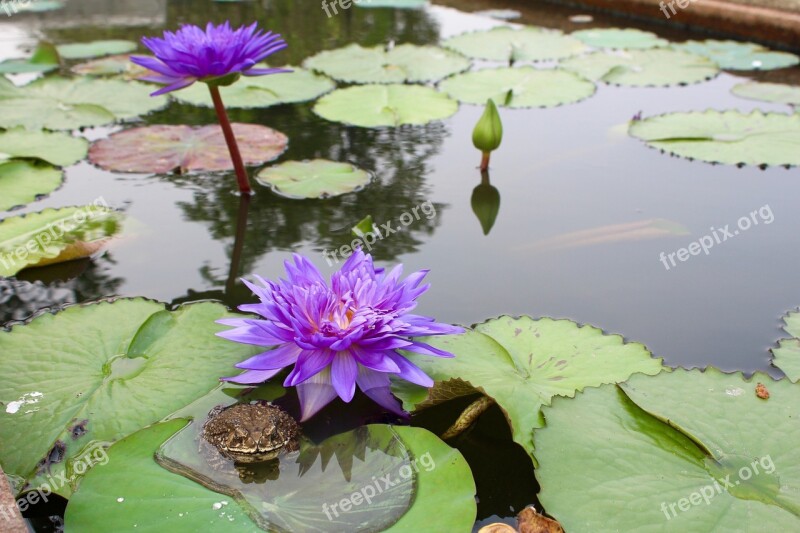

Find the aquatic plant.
[{"left": 472, "top": 98, "right": 503, "bottom": 170}]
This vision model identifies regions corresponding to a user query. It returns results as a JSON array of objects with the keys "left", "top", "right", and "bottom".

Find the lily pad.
[
  {"left": 0, "top": 161, "right": 63, "bottom": 212},
  {"left": 88, "top": 123, "right": 288, "bottom": 174},
  {"left": 0, "top": 128, "right": 88, "bottom": 166},
  {"left": 629, "top": 110, "right": 800, "bottom": 167},
  {"left": 443, "top": 27, "right": 588, "bottom": 63},
  {"left": 70, "top": 54, "right": 154, "bottom": 80},
  {"left": 0, "top": 298, "right": 260, "bottom": 497},
  {"left": 56, "top": 40, "right": 138, "bottom": 60},
  {"left": 172, "top": 66, "right": 335, "bottom": 108},
  {"left": 0, "top": 42, "right": 59, "bottom": 75},
  {"left": 731, "top": 82, "right": 800, "bottom": 106},
  {"left": 571, "top": 28, "right": 668, "bottom": 49},
  {"left": 392, "top": 316, "right": 663, "bottom": 458},
  {"left": 0, "top": 76, "right": 166, "bottom": 130},
  {"left": 771, "top": 309, "right": 800, "bottom": 382},
  {"left": 560, "top": 49, "right": 719, "bottom": 86},
  {"left": 672, "top": 40, "right": 799, "bottom": 70},
  {"left": 0, "top": 205, "right": 121, "bottom": 276},
  {"left": 256, "top": 159, "right": 371, "bottom": 199},
  {"left": 535, "top": 370, "right": 800, "bottom": 532},
  {"left": 303, "top": 44, "right": 470, "bottom": 84},
  {"left": 439, "top": 67, "right": 596, "bottom": 108},
  {"left": 313, "top": 84, "right": 458, "bottom": 127}
]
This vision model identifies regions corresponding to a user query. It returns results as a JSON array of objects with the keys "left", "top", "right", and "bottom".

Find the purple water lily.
[
  {"left": 132, "top": 21, "right": 289, "bottom": 96},
  {"left": 217, "top": 250, "right": 464, "bottom": 421}
]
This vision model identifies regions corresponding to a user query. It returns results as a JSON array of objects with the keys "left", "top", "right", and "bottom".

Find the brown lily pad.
[{"left": 88, "top": 123, "right": 288, "bottom": 174}]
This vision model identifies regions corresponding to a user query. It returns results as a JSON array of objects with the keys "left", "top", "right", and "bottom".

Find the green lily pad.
[
  {"left": 172, "top": 66, "right": 335, "bottom": 108},
  {"left": 392, "top": 316, "right": 663, "bottom": 459},
  {"left": 731, "top": 82, "right": 800, "bottom": 106},
  {"left": 672, "top": 40, "right": 799, "bottom": 70},
  {"left": 560, "top": 48, "right": 718, "bottom": 86},
  {"left": 0, "top": 298, "right": 260, "bottom": 497},
  {"left": 629, "top": 110, "right": 800, "bottom": 167},
  {"left": 65, "top": 419, "right": 475, "bottom": 531},
  {"left": 571, "top": 28, "right": 668, "bottom": 49},
  {"left": 439, "top": 67, "right": 596, "bottom": 108},
  {"left": 313, "top": 84, "right": 458, "bottom": 127},
  {"left": 0, "top": 76, "right": 166, "bottom": 130},
  {"left": 0, "top": 161, "right": 63, "bottom": 212},
  {"left": 0, "top": 205, "right": 121, "bottom": 276},
  {"left": 70, "top": 54, "right": 154, "bottom": 80},
  {"left": 303, "top": 44, "right": 470, "bottom": 84},
  {"left": 772, "top": 309, "right": 800, "bottom": 382},
  {"left": 56, "top": 40, "right": 138, "bottom": 60},
  {"left": 442, "top": 27, "right": 588, "bottom": 62},
  {"left": 535, "top": 370, "right": 800, "bottom": 532},
  {"left": 88, "top": 123, "right": 288, "bottom": 174},
  {"left": 0, "top": 42, "right": 60, "bottom": 75},
  {"left": 0, "top": 128, "right": 88, "bottom": 166},
  {"left": 256, "top": 159, "right": 371, "bottom": 199}
]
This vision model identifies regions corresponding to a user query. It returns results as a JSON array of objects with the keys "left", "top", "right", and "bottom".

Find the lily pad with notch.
[
  {"left": 570, "top": 28, "right": 668, "bottom": 50},
  {"left": 443, "top": 27, "right": 588, "bottom": 63},
  {"left": 256, "top": 159, "right": 371, "bottom": 199},
  {"left": 671, "top": 40, "right": 799, "bottom": 70}
]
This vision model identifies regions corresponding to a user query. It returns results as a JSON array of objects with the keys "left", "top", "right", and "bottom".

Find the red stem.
[
  {"left": 208, "top": 84, "right": 252, "bottom": 195},
  {"left": 480, "top": 151, "right": 491, "bottom": 172}
]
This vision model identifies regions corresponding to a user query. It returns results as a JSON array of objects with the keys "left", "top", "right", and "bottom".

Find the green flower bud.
[{"left": 472, "top": 98, "right": 503, "bottom": 153}]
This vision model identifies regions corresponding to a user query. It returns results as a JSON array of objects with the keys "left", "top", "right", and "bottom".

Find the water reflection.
[{"left": 471, "top": 169, "right": 501, "bottom": 235}]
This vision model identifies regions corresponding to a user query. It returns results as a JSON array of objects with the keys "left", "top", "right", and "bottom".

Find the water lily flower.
[
  {"left": 472, "top": 98, "right": 503, "bottom": 171},
  {"left": 217, "top": 250, "right": 464, "bottom": 421},
  {"left": 131, "top": 22, "right": 289, "bottom": 195}
]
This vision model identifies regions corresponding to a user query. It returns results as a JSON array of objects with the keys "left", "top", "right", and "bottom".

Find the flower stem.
[
  {"left": 480, "top": 151, "right": 491, "bottom": 171},
  {"left": 208, "top": 84, "right": 252, "bottom": 195}
]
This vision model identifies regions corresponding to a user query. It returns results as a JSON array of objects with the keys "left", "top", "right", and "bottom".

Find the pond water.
[{"left": 1, "top": 0, "right": 799, "bottom": 529}]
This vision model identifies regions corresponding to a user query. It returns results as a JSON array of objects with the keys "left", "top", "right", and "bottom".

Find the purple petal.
[
  {"left": 356, "top": 367, "right": 407, "bottom": 417},
  {"left": 235, "top": 344, "right": 301, "bottom": 370},
  {"left": 402, "top": 340, "right": 456, "bottom": 358},
  {"left": 221, "top": 368, "right": 282, "bottom": 384},
  {"left": 150, "top": 77, "right": 196, "bottom": 96},
  {"left": 243, "top": 67, "right": 293, "bottom": 76},
  {"left": 331, "top": 353, "right": 358, "bottom": 403},
  {"left": 285, "top": 349, "right": 335, "bottom": 386},
  {"left": 387, "top": 352, "right": 434, "bottom": 387},
  {"left": 296, "top": 368, "right": 338, "bottom": 421}
]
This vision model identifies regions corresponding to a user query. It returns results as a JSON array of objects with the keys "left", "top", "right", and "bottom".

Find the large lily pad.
[
  {"left": 172, "top": 66, "right": 335, "bottom": 108},
  {"left": 256, "top": 159, "right": 371, "bottom": 199},
  {"left": 772, "top": 309, "right": 800, "bottom": 382},
  {"left": 731, "top": 82, "right": 800, "bottom": 106},
  {"left": 672, "top": 40, "right": 799, "bottom": 70},
  {"left": 0, "top": 42, "right": 60, "bottom": 75},
  {"left": 0, "top": 162, "right": 63, "bottom": 212},
  {"left": 560, "top": 48, "right": 718, "bottom": 86},
  {"left": 0, "top": 298, "right": 260, "bottom": 497},
  {"left": 303, "top": 44, "right": 470, "bottom": 84},
  {"left": 439, "top": 67, "right": 595, "bottom": 108},
  {"left": 570, "top": 28, "right": 668, "bottom": 49},
  {"left": 88, "top": 123, "right": 288, "bottom": 174},
  {"left": 392, "top": 316, "right": 663, "bottom": 458},
  {"left": 443, "top": 27, "right": 587, "bottom": 62},
  {"left": 0, "top": 205, "right": 121, "bottom": 276},
  {"left": 70, "top": 54, "right": 154, "bottom": 80},
  {"left": 313, "top": 84, "right": 458, "bottom": 127},
  {"left": 56, "top": 40, "right": 138, "bottom": 60},
  {"left": 535, "top": 370, "right": 800, "bottom": 532},
  {"left": 629, "top": 110, "right": 800, "bottom": 167},
  {"left": 0, "top": 128, "right": 88, "bottom": 167},
  {"left": 0, "top": 76, "right": 166, "bottom": 130}
]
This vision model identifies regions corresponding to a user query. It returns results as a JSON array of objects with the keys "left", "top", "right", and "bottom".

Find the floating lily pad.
[
  {"left": 0, "top": 128, "right": 88, "bottom": 166},
  {"left": 70, "top": 54, "right": 154, "bottom": 80},
  {"left": 560, "top": 49, "right": 718, "bottom": 86},
  {"left": 629, "top": 110, "right": 800, "bottom": 167},
  {"left": 313, "top": 84, "right": 458, "bottom": 127},
  {"left": 439, "top": 67, "right": 596, "bottom": 108},
  {"left": 256, "top": 159, "right": 371, "bottom": 199},
  {"left": 771, "top": 309, "right": 800, "bottom": 382},
  {"left": 392, "top": 316, "right": 663, "bottom": 458},
  {"left": 0, "top": 205, "right": 121, "bottom": 276},
  {"left": 0, "top": 161, "right": 63, "bottom": 212},
  {"left": 731, "top": 82, "right": 800, "bottom": 106},
  {"left": 0, "top": 298, "right": 260, "bottom": 497},
  {"left": 571, "top": 28, "right": 668, "bottom": 49},
  {"left": 88, "top": 123, "right": 288, "bottom": 174},
  {"left": 672, "top": 40, "right": 799, "bottom": 70},
  {"left": 0, "top": 76, "right": 166, "bottom": 130},
  {"left": 303, "top": 44, "right": 470, "bottom": 84},
  {"left": 0, "top": 42, "right": 59, "bottom": 75},
  {"left": 443, "top": 27, "right": 587, "bottom": 62},
  {"left": 172, "top": 66, "right": 335, "bottom": 108},
  {"left": 535, "top": 370, "right": 800, "bottom": 531},
  {"left": 56, "top": 40, "right": 138, "bottom": 60}
]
